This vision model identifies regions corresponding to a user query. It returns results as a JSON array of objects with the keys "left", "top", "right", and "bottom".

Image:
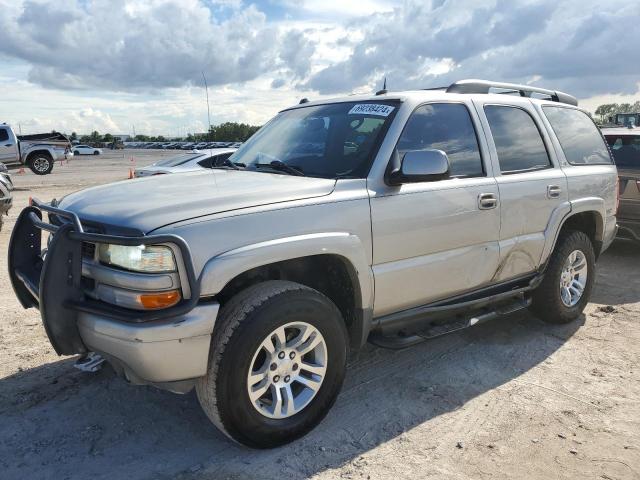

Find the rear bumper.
[
  {"left": 617, "top": 218, "right": 640, "bottom": 242},
  {"left": 8, "top": 200, "right": 214, "bottom": 386}
]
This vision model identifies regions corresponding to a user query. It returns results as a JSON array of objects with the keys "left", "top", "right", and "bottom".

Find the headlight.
[{"left": 97, "top": 244, "right": 176, "bottom": 273}]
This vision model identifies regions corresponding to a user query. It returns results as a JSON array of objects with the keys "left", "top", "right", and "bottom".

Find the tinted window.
[
  {"left": 397, "top": 103, "right": 483, "bottom": 177},
  {"left": 484, "top": 106, "right": 551, "bottom": 173},
  {"left": 544, "top": 107, "right": 612, "bottom": 165},
  {"left": 0, "top": 129, "right": 8, "bottom": 142},
  {"left": 605, "top": 134, "right": 640, "bottom": 169},
  {"left": 213, "top": 152, "right": 233, "bottom": 166}
]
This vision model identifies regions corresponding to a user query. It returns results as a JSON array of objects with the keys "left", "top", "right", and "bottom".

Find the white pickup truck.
[{"left": 0, "top": 124, "right": 72, "bottom": 175}]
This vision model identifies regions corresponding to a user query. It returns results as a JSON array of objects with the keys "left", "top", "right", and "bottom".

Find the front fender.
[{"left": 198, "top": 232, "right": 374, "bottom": 313}]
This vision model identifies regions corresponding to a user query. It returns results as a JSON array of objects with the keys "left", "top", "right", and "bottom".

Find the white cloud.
[{"left": 0, "top": 0, "right": 638, "bottom": 135}]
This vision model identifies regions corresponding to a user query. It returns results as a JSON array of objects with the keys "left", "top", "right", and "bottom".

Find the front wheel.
[
  {"left": 28, "top": 154, "right": 54, "bottom": 175},
  {"left": 530, "top": 230, "right": 596, "bottom": 324},
  {"left": 196, "top": 280, "right": 348, "bottom": 448},
  {"left": 93, "top": 151, "right": 100, "bottom": 155}
]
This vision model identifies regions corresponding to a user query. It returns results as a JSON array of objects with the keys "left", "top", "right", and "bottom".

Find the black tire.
[
  {"left": 196, "top": 280, "right": 348, "bottom": 448},
  {"left": 28, "top": 153, "right": 54, "bottom": 175},
  {"left": 530, "top": 230, "right": 596, "bottom": 324},
  {"left": 74, "top": 150, "right": 80, "bottom": 156},
  {"left": 93, "top": 151, "right": 100, "bottom": 155}
]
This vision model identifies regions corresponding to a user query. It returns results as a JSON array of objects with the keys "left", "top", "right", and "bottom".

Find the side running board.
[{"left": 369, "top": 293, "right": 533, "bottom": 350}]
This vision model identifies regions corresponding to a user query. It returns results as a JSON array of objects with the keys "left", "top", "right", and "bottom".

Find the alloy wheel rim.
[
  {"left": 559, "top": 249, "right": 588, "bottom": 307},
  {"left": 33, "top": 157, "right": 49, "bottom": 172},
  {"left": 246, "top": 322, "right": 327, "bottom": 420}
]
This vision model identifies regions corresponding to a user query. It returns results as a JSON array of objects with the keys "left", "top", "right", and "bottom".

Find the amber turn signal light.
[{"left": 138, "top": 290, "right": 181, "bottom": 309}]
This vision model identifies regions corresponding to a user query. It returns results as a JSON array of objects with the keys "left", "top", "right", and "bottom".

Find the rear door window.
[
  {"left": 484, "top": 105, "right": 551, "bottom": 174},
  {"left": 543, "top": 106, "right": 612, "bottom": 165},
  {"left": 0, "top": 128, "right": 8, "bottom": 142},
  {"left": 605, "top": 134, "right": 640, "bottom": 169}
]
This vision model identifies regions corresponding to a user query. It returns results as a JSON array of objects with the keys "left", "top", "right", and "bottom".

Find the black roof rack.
[{"left": 446, "top": 79, "right": 578, "bottom": 106}]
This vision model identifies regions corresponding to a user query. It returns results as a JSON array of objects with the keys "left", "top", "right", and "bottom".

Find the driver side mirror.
[{"left": 386, "top": 149, "right": 451, "bottom": 186}]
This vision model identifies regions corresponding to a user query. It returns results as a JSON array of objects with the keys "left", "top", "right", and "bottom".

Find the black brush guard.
[{"left": 8, "top": 199, "right": 200, "bottom": 355}]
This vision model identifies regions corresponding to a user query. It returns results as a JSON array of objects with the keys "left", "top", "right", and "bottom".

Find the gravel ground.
[{"left": 0, "top": 150, "right": 639, "bottom": 480}]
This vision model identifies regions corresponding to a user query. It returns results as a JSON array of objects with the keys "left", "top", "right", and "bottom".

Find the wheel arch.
[
  {"left": 198, "top": 233, "right": 374, "bottom": 349},
  {"left": 541, "top": 198, "right": 606, "bottom": 267},
  {"left": 26, "top": 149, "right": 53, "bottom": 162}
]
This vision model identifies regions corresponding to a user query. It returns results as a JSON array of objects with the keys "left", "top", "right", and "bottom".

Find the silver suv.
[{"left": 9, "top": 80, "right": 618, "bottom": 448}]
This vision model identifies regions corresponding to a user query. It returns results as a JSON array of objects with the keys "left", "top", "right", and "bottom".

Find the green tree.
[
  {"left": 208, "top": 122, "right": 261, "bottom": 142},
  {"left": 70, "top": 132, "right": 78, "bottom": 141},
  {"left": 594, "top": 103, "right": 618, "bottom": 123},
  {"left": 103, "top": 133, "right": 114, "bottom": 143}
]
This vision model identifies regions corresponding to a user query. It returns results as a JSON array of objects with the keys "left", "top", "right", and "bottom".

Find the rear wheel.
[
  {"left": 93, "top": 150, "right": 100, "bottom": 155},
  {"left": 196, "top": 280, "right": 348, "bottom": 448},
  {"left": 28, "top": 153, "right": 54, "bottom": 175},
  {"left": 530, "top": 230, "right": 595, "bottom": 324}
]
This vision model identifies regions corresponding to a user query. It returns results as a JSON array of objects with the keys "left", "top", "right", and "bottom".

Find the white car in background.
[
  {"left": 73, "top": 145, "right": 102, "bottom": 155},
  {"left": 134, "top": 148, "right": 237, "bottom": 177}
]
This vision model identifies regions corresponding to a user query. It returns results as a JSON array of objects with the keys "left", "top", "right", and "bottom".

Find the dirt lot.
[{"left": 1, "top": 150, "right": 639, "bottom": 480}]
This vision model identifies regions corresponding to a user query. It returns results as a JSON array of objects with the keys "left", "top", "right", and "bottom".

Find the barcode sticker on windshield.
[{"left": 348, "top": 104, "right": 395, "bottom": 117}]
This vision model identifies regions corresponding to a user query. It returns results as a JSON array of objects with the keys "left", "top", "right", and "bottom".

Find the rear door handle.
[
  {"left": 478, "top": 193, "right": 498, "bottom": 210},
  {"left": 547, "top": 185, "right": 562, "bottom": 199}
]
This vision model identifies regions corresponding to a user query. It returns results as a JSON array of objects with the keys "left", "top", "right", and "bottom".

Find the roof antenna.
[{"left": 375, "top": 77, "right": 388, "bottom": 96}]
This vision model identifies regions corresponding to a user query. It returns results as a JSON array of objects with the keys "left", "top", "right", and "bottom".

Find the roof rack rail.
[{"left": 446, "top": 79, "right": 578, "bottom": 106}]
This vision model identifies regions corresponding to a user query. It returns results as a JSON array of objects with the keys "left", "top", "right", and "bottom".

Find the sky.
[{"left": 0, "top": 0, "right": 639, "bottom": 137}]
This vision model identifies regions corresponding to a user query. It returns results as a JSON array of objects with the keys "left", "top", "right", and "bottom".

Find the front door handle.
[
  {"left": 478, "top": 193, "right": 498, "bottom": 210},
  {"left": 547, "top": 185, "right": 562, "bottom": 199}
]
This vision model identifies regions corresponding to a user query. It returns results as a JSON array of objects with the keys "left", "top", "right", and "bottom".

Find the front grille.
[{"left": 82, "top": 242, "right": 96, "bottom": 260}]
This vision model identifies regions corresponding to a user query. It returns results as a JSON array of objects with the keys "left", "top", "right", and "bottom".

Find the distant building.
[{"left": 113, "top": 134, "right": 131, "bottom": 142}]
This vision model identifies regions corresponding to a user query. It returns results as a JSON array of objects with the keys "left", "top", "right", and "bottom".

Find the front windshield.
[
  {"left": 154, "top": 153, "right": 201, "bottom": 167},
  {"left": 229, "top": 101, "right": 399, "bottom": 178}
]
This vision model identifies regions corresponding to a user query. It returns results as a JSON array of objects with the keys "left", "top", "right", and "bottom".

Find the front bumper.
[
  {"left": 8, "top": 200, "right": 216, "bottom": 386},
  {"left": 78, "top": 302, "right": 218, "bottom": 384}
]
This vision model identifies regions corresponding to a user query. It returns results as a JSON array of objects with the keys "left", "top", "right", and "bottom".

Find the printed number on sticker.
[{"left": 348, "top": 104, "right": 395, "bottom": 117}]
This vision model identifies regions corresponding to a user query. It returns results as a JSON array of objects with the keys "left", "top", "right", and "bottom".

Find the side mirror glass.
[{"left": 386, "top": 149, "right": 450, "bottom": 185}]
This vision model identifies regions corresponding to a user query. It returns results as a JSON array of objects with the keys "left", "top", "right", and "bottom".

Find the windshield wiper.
[{"left": 253, "top": 160, "right": 305, "bottom": 176}]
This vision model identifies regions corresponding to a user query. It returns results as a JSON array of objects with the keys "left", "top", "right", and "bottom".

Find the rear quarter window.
[{"left": 543, "top": 106, "right": 612, "bottom": 165}]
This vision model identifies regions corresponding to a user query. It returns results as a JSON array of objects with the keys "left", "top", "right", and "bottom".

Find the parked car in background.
[
  {"left": 134, "top": 148, "right": 237, "bottom": 177},
  {"left": 73, "top": 145, "right": 102, "bottom": 156},
  {"left": 603, "top": 127, "right": 640, "bottom": 243},
  {"left": 0, "top": 162, "right": 13, "bottom": 230},
  {"left": 0, "top": 125, "right": 71, "bottom": 175}
]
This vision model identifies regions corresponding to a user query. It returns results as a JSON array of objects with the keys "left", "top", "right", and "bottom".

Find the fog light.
[{"left": 138, "top": 290, "right": 181, "bottom": 309}]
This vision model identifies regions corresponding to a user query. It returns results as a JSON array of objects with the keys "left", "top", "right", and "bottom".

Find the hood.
[{"left": 58, "top": 170, "right": 336, "bottom": 233}]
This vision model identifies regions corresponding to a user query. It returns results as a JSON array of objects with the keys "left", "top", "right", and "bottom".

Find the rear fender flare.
[{"left": 540, "top": 197, "right": 605, "bottom": 266}]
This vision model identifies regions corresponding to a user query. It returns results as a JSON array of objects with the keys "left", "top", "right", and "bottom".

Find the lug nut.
[
  {"left": 292, "top": 364, "right": 298, "bottom": 371},
  {"left": 284, "top": 375, "right": 290, "bottom": 383},
  {"left": 270, "top": 363, "right": 277, "bottom": 371},
  {"left": 273, "top": 375, "right": 280, "bottom": 382},
  {"left": 278, "top": 351, "right": 286, "bottom": 359},
  {"left": 289, "top": 351, "right": 296, "bottom": 359}
]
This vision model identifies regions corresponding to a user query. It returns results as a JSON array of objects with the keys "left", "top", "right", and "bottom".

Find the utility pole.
[
  {"left": 202, "top": 71, "right": 211, "bottom": 141},
  {"left": 132, "top": 124, "right": 136, "bottom": 139}
]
